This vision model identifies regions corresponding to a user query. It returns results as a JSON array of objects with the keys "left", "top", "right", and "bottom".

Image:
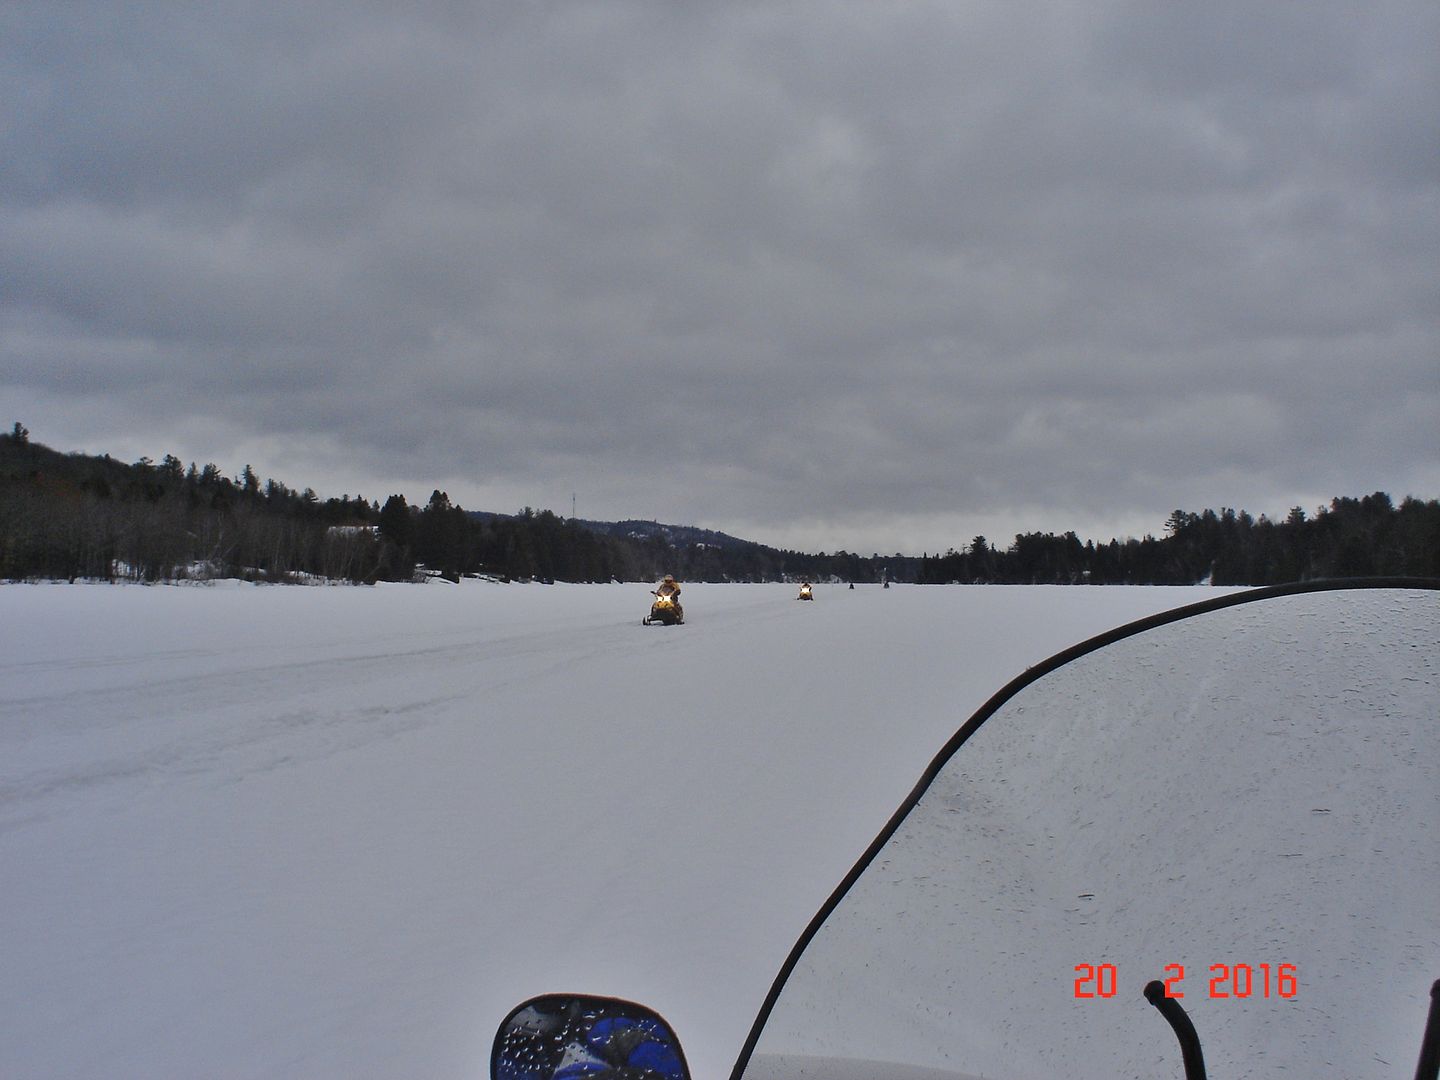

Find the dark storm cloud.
[{"left": 3, "top": 2, "right": 1436, "bottom": 553}]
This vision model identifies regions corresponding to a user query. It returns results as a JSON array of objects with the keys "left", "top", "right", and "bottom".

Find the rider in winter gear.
[{"left": 654, "top": 575, "right": 683, "bottom": 620}]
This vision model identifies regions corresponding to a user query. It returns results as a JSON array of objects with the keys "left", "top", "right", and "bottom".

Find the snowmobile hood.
[{"left": 733, "top": 581, "right": 1440, "bottom": 1080}]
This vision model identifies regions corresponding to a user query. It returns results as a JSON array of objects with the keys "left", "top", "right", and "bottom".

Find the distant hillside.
[
  {"left": 577, "top": 518, "right": 758, "bottom": 551},
  {"left": 464, "top": 509, "right": 845, "bottom": 582},
  {"left": 468, "top": 512, "right": 757, "bottom": 551}
]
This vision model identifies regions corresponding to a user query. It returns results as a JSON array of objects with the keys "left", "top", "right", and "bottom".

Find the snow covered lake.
[{"left": 2, "top": 580, "right": 1427, "bottom": 1078}]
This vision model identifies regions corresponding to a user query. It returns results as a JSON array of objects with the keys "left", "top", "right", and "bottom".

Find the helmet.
[{"left": 664, "top": 574, "right": 675, "bottom": 582}]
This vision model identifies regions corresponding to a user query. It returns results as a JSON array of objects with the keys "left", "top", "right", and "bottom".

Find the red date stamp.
[{"left": 1074, "top": 963, "right": 1297, "bottom": 1000}]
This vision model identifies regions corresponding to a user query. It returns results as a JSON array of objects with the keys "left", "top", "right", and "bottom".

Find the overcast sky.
[{"left": 5, "top": 3, "right": 1437, "bottom": 555}]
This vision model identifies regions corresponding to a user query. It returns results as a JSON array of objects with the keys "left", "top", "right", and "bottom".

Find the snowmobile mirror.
[
  {"left": 735, "top": 583, "right": 1439, "bottom": 1080},
  {"left": 492, "top": 993, "right": 691, "bottom": 1080}
]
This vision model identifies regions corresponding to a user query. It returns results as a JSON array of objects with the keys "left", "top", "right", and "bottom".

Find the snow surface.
[{"left": 7, "top": 578, "right": 1384, "bottom": 1080}]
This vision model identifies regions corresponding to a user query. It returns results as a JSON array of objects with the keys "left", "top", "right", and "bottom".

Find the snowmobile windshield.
[{"left": 735, "top": 584, "right": 1439, "bottom": 1080}]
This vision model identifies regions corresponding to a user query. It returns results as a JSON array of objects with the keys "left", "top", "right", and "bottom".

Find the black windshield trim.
[{"left": 728, "top": 578, "right": 1440, "bottom": 1080}]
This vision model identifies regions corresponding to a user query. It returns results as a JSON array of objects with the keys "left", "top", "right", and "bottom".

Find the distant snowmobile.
[
  {"left": 643, "top": 577, "right": 684, "bottom": 625},
  {"left": 797, "top": 582, "right": 814, "bottom": 601},
  {"left": 644, "top": 591, "right": 683, "bottom": 625}
]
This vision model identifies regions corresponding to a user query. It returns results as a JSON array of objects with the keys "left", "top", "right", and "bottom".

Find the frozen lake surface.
[{"left": 8, "top": 579, "right": 1393, "bottom": 1078}]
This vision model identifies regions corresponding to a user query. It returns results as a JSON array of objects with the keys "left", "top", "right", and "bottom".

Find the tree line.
[
  {"left": 2, "top": 424, "right": 1436, "bottom": 585},
  {"left": 914, "top": 495, "right": 1439, "bottom": 585}
]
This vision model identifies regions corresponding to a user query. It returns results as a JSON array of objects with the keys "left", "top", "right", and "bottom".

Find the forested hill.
[
  {"left": 577, "top": 518, "right": 757, "bottom": 551},
  {"left": 468, "top": 513, "right": 758, "bottom": 553},
  {"left": 2, "top": 424, "right": 1436, "bottom": 585}
]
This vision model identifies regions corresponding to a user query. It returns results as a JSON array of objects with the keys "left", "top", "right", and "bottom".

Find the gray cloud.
[{"left": 4, "top": 2, "right": 1436, "bottom": 554}]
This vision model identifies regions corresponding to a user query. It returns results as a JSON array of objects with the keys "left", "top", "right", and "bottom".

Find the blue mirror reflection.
[{"left": 494, "top": 994, "right": 690, "bottom": 1080}]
